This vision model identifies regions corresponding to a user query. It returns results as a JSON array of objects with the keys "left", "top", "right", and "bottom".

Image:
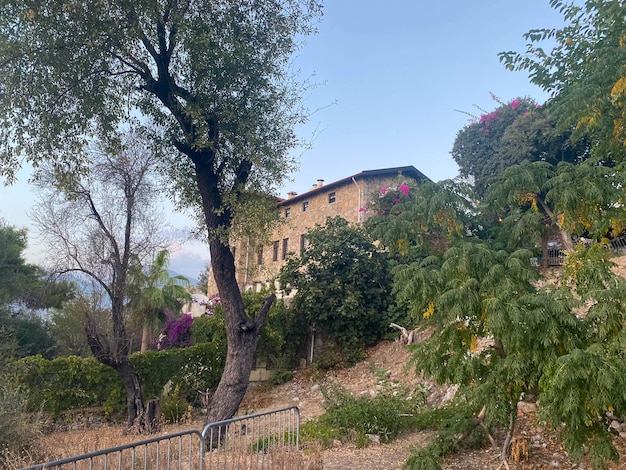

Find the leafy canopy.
[
  {"left": 499, "top": 0, "right": 626, "bottom": 157},
  {"left": 0, "top": 0, "right": 322, "bottom": 227},
  {"left": 279, "top": 216, "right": 393, "bottom": 356}
]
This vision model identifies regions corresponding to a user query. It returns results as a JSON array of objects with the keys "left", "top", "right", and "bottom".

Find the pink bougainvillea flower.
[
  {"left": 380, "top": 187, "right": 388, "bottom": 196},
  {"left": 359, "top": 207, "right": 368, "bottom": 213},
  {"left": 510, "top": 99, "right": 520, "bottom": 109},
  {"left": 398, "top": 184, "right": 409, "bottom": 196}
]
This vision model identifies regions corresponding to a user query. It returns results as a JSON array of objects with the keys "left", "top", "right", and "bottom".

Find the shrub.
[
  {"left": 160, "top": 385, "right": 191, "bottom": 424},
  {"left": 14, "top": 342, "right": 227, "bottom": 416},
  {"left": 0, "top": 377, "right": 43, "bottom": 466},
  {"left": 302, "top": 381, "right": 426, "bottom": 448}
]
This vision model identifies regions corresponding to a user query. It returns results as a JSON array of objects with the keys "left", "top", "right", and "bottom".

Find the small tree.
[
  {"left": 31, "top": 133, "right": 167, "bottom": 433},
  {"left": 280, "top": 216, "right": 392, "bottom": 366},
  {"left": 127, "top": 250, "right": 190, "bottom": 353}
]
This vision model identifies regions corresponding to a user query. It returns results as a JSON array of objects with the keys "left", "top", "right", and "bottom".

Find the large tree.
[
  {"left": 499, "top": 0, "right": 626, "bottom": 158},
  {"left": 452, "top": 97, "right": 587, "bottom": 199},
  {"left": 0, "top": 1, "right": 322, "bottom": 422},
  {"left": 31, "top": 133, "right": 166, "bottom": 431}
]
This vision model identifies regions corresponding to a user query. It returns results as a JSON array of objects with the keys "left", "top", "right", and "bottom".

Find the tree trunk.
[
  {"left": 85, "top": 313, "right": 150, "bottom": 434},
  {"left": 205, "top": 324, "right": 261, "bottom": 422},
  {"left": 204, "top": 239, "right": 275, "bottom": 424},
  {"left": 117, "top": 359, "right": 147, "bottom": 433},
  {"left": 190, "top": 152, "right": 275, "bottom": 424},
  {"left": 141, "top": 323, "right": 150, "bottom": 353}
]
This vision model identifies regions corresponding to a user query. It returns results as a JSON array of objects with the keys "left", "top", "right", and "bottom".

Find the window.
[
  {"left": 302, "top": 201, "right": 309, "bottom": 212},
  {"left": 272, "top": 241, "right": 279, "bottom": 262},
  {"left": 257, "top": 247, "right": 263, "bottom": 265},
  {"left": 284, "top": 207, "right": 291, "bottom": 218},
  {"left": 300, "top": 234, "right": 307, "bottom": 252},
  {"left": 328, "top": 191, "right": 336, "bottom": 203},
  {"left": 282, "top": 238, "right": 289, "bottom": 260}
]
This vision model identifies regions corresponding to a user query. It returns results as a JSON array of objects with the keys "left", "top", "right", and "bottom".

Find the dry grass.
[{"left": 4, "top": 419, "right": 323, "bottom": 470}]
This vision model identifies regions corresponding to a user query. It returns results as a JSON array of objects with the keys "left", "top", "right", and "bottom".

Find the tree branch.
[{"left": 252, "top": 293, "right": 276, "bottom": 333}]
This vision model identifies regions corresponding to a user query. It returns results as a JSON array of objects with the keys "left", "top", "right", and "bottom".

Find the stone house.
[{"left": 207, "top": 165, "right": 429, "bottom": 296}]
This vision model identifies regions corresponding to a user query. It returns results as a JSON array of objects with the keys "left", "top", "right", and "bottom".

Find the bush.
[
  {"left": 0, "top": 378, "right": 42, "bottom": 466},
  {"left": 160, "top": 385, "right": 191, "bottom": 424},
  {"left": 301, "top": 380, "right": 427, "bottom": 448},
  {"left": 0, "top": 328, "right": 43, "bottom": 466},
  {"left": 13, "top": 341, "right": 227, "bottom": 416}
]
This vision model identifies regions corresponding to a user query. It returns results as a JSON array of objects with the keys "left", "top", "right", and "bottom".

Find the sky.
[{"left": 0, "top": 0, "right": 566, "bottom": 279}]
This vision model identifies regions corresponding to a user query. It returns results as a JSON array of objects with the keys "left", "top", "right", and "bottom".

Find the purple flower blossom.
[
  {"left": 510, "top": 99, "right": 520, "bottom": 110},
  {"left": 158, "top": 312, "right": 194, "bottom": 349},
  {"left": 398, "top": 184, "right": 409, "bottom": 196}
]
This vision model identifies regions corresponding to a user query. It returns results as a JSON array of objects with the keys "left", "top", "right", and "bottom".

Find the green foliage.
[
  {"left": 160, "top": 385, "right": 191, "bottom": 424},
  {"left": 0, "top": 378, "right": 40, "bottom": 465},
  {"left": 312, "top": 380, "right": 426, "bottom": 446},
  {"left": 13, "top": 342, "right": 227, "bottom": 416},
  {"left": 190, "top": 311, "right": 227, "bottom": 345},
  {"left": 486, "top": 158, "right": 626, "bottom": 255},
  {"left": 14, "top": 354, "right": 121, "bottom": 416},
  {"left": 127, "top": 249, "right": 191, "bottom": 352},
  {"left": 403, "top": 405, "right": 489, "bottom": 470},
  {"left": 0, "top": 328, "right": 42, "bottom": 465},
  {"left": 48, "top": 297, "right": 95, "bottom": 357},
  {"left": 366, "top": 179, "right": 476, "bottom": 263},
  {"left": 452, "top": 97, "right": 544, "bottom": 198},
  {"left": 393, "top": 240, "right": 592, "bottom": 457},
  {"left": 499, "top": 0, "right": 626, "bottom": 157},
  {"left": 0, "top": 221, "right": 44, "bottom": 308},
  {"left": 280, "top": 216, "right": 393, "bottom": 363}
]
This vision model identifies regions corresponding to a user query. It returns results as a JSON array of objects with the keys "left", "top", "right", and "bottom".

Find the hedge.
[{"left": 14, "top": 342, "right": 226, "bottom": 417}]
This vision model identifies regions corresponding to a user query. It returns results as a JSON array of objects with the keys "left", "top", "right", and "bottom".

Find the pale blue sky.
[{"left": 0, "top": 1, "right": 565, "bottom": 278}]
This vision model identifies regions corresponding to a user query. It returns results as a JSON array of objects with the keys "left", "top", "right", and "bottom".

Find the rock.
[
  {"left": 332, "top": 439, "right": 342, "bottom": 448},
  {"left": 310, "top": 384, "right": 320, "bottom": 394},
  {"left": 366, "top": 434, "right": 380, "bottom": 444},
  {"left": 517, "top": 401, "right": 538, "bottom": 415},
  {"left": 292, "top": 396, "right": 300, "bottom": 402},
  {"left": 610, "top": 420, "right": 622, "bottom": 432}
]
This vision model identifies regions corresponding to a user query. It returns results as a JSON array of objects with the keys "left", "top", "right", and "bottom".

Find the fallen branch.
[{"left": 389, "top": 322, "right": 415, "bottom": 344}]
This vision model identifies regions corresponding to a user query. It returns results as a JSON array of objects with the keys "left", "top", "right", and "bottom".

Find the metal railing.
[
  {"left": 202, "top": 406, "right": 300, "bottom": 469},
  {"left": 19, "top": 406, "right": 300, "bottom": 470},
  {"left": 20, "top": 429, "right": 203, "bottom": 470}
]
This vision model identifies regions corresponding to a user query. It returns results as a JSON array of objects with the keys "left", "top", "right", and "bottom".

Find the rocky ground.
[{"left": 239, "top": 340, "right": 626, "bottom": 470}]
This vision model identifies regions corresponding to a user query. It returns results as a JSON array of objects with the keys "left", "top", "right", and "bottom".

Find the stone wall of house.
[{"left": 207, "top": 171, "right": 422, "bottom": 295}]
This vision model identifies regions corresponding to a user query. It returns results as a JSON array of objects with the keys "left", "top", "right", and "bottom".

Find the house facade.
[{"left": 207, "top": 166, "right": 429, "bottom": 296}]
